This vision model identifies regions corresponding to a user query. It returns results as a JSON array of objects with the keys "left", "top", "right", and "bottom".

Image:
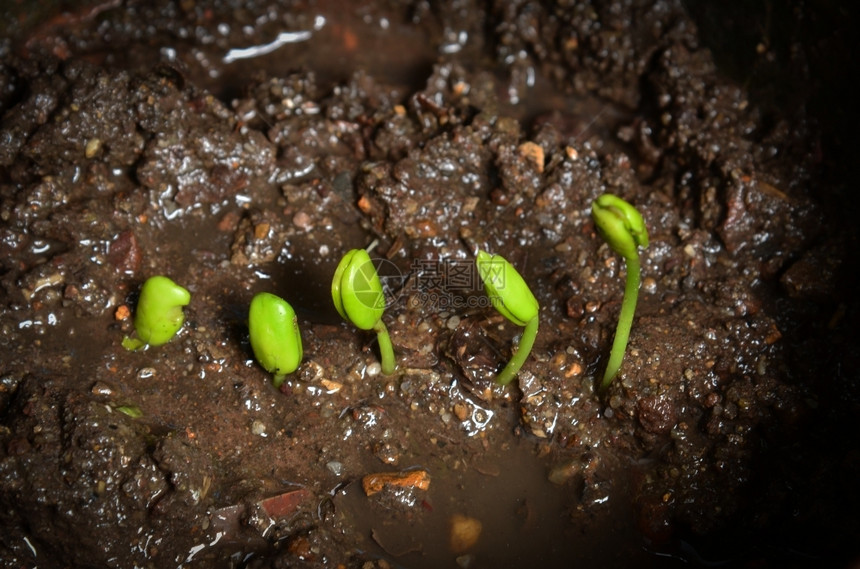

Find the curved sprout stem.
[
  {"left": 601, "top": 255, "right": 640, "bottom": 390},
  {"left": 591, "top": 193, "right": 648, "bottom": 390},
  {"left": 373, "top": 319, "right": 396, "bottom": 375},
  {"left": 496, "top": 316, "right": 539, "bottom": 386},
  {"left": 272, "top": 373, "right": 287, "bottom": 389}
]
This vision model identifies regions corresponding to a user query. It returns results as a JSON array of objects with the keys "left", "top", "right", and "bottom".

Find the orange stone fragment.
[
  {"left": 518, "top": 141, "right": 545, "bottom": 173},
  {"left": 114, "top": 304, "right": 131, "bottom": 321},
  {"left": 357, "top": 195, "right": 372, "bottom": 213},
  {"left": 254, "top": 222, "right": 270, "bottom": 240},
  {"left": 362, "top": 470, "right": 431, "bottom": 496}
]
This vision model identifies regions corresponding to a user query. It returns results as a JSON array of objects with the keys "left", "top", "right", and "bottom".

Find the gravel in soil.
[{"left": 1, "top": 1, "right": 859, "bottom": 568}]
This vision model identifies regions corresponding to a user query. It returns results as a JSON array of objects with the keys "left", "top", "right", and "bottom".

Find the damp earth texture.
[{"left": 0, "top": 1, "right": 858, "bottom": 568}]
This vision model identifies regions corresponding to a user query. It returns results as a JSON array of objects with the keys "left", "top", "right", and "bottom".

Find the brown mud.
[{"left": 1, "top": 1, "right": 858, "bottom": 568}]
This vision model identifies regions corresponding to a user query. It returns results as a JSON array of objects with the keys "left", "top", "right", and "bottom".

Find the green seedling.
[
  {"left": 591, "top": 193, "right": 649, "bottom": 389},
  {"left": 249, "top": 292, "right": 303, "bottom": 388},
  {"left": 122, "top": 275, "right": 191, "bottom": 351},
  {"left": 332, "top": 248, "right": 395, "bottom": 375},
  {"left": 476, "top": 250, "right": 540, "bottom": 385},
  {"left": 116, "top": 405, "right": 143, "bottom": 418}
]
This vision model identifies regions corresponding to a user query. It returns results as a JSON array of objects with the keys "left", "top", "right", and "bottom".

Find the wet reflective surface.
[{"left": 1, "top": 2, "right": 859, "bottom": 568}]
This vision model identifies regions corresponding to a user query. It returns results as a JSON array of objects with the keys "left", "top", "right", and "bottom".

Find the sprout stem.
[
  {"left": 591, "top": 193, "right": 648, "bottom": 390},
  {"left": 601, "top": 256, "right": 640, "bottom": 390},
  {"left": 496, "top": 316, "right": 539, "bottom": 386},
  {"left": 373, "top": 319, "right": 396, "bottom": 375}
]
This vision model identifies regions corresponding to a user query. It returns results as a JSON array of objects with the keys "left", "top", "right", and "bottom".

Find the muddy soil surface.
[{"left": 1, "top": 1, "right": 858, "bottom": 568}]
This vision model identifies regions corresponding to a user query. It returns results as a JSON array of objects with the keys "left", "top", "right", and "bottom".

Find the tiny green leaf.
[
  {"left": 249, "top": 292, "right": 303, "bottom": 387},
  {"left": 591, "top": 193, "right": 649, "bottom": 389},
  {"left": 332, "top": 249, "right": 395, "bottom": 374},
  {"left": 476, "top": 250, "right": 540, "bottom": 385},
  {"left": 127, "top": 275, "right": 191, "bottom": 349},
  {"left": 116, "top": 405, "right": 143, "bottom": 418}
]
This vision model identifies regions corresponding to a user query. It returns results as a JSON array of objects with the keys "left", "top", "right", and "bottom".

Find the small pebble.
[
  {"left": 643, "top": 276, "right": 657, "bottom": 294},
  {"left": 450, "top": 514, "right": 482, "bottom": 553},
  {"left": 91, "top": 381, "right": 116, "bottom": 397},
  {"left": 446, "top": 315, "right": 461, "bottom": 330},
  {"left": 320, "top": 379, "right": 343, "bottom": 393},
  {"left": 453, "top": 402, "right": 469, "bottom": 421},
  {"left": 137, "top": 367, "right": 156, "bottom": 379},
  {"left": 114, "top": 305, "right": 131, "bottom": 321},
  {"left": 518, "top": 141, "right": 545, "bottom": 172},
  {"left": 564, "top": 362, "right": 583, "bottom": 378},
  {"left": 326, "top": 461, "right": 344, "bottom": 476},
  {"left": 85, "top": 138, "right": 101, "bottom": 158},
  {"left": 548, "top": 460, "right": 581, "bottom": 485},
  {"left": 254, "top": 222, "right": 270, "bottom": 240},
  {"left": 251, "top": 420, "right": 267, "bottom": 436},
  {"left": 366, "top": 362, "right": 382, "bottom": 377},
  {"left": 292, "top": 211, "right": 313, "bottom": 230}
]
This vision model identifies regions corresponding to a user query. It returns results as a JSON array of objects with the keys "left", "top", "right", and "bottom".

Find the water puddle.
[{"left": 334, "top": 435, "right": 663, "bottom": 569}]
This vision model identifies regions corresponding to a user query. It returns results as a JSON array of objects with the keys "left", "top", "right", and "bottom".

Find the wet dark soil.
[{"left": 1, "top": 1, "right": 859, "bottom": 568}]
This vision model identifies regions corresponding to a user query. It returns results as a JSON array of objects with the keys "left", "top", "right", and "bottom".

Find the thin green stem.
[
  {"left": 373, "top": 319, "right": 396, "bottom": 375},
  {"left": 496, "top": 316, "right": 539, "bottom": 385},
  {"left": 601, "top": 256, "right": 640, "bottom": 390},
  {"left": 272, "top": 373, "right": 286, "bottom": 389}
]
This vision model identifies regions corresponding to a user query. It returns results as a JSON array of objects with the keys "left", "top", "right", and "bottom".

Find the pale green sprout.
[
  {"left": 122, "top": 275, "right": 191, "bottom": 351},
  {"left": 591, "top": 193, "right": 649, "bottom": 389},
  {"left": 332, "top": 249, "right": 395, "bottom": 375},
  {"left": 476, "top": 250, "right": 540, "bottom": 385},
  {"left": 249, "top": 292, "right": 303, "bottom": 388},
  {"left": 116, "top": 405, "right": 143, "bottom": 418}
]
